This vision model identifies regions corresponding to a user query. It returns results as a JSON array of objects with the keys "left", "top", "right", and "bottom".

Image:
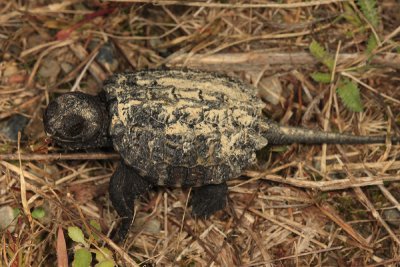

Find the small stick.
[
  {"left": 244, "top": 171, "right": 400, "bottom": 191},
  {"left": 0, "top": 153, "right": 120, "bottom": 161},
  {"left": 167, "top": 52, "right": 400, "bottom": 71},
  {"left": 109, "top": 0, "right": 348, "bottom": 9}
]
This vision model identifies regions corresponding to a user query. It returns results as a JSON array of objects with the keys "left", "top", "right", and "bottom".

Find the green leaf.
[
  {"left": 90, "top": 220, "right": 101, "bottom": 231},
  {"left": 12, "top": 208, "right": 21, "bottom": 218},
  {"left": 395, "top": 114, "right": 400, "bottom": 125},
  {"left": 309, "top": 40, "right": 335, "bottom": 71},
  {"left": 95, "top": 247, "right": 113, "bottom": 262},
  {"left": 95, "top": 260, "right": 115, "bottom": 267},
  {"left": 343, "top": 3, "right": 362, "bottom": 27},
  {"left": 68, "top": 226, "right": 87, "bottom": 246},
  {"left": 337, "top": 79, "right": 363, "bottom": 112},
  {"left": 72, "top": 248, "right": 92, "bottom": 267},
  {"left": 271, "top": 146, "right": 289, "bottom": 153},
  {"left": 311, "top": 72, "right": 332, "bottom": 83},
  {"left": 358, "top": 0, "right": 379, "bottom": 28},
  {"left": 31, "top": 207, "right": 46, "bottom": 219},
  {"left": 366, "top": 34, "right": 378, "bottom": 54},
  {"left": 89, "top": 219, "right": 101, "bottom": 241}
]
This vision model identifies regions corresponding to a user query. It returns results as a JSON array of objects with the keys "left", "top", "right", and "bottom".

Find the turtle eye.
[{"left": 61, "top": 114, "right": 86, "bottom": 138}]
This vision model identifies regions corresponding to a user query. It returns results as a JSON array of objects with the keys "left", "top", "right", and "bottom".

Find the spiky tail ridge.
[{"left": 260, "top": 121, "right": 399, "bottom": 145}]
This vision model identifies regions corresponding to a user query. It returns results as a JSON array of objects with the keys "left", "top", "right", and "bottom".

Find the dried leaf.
[{"left": 57, "top": 226, "right": 68, "bottom": 267}]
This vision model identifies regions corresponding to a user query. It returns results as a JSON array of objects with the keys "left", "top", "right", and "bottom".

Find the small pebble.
[
  {"left": 257, "top": 76, "right": 283, "bottom": 105},
  {"left": 38, "top": 58, "right": 61, "bottom": 80},
  {"left": 132, "top": 213, "right": 161, "bottom": 234},
  {"left": 27, "top": 34, "right": 44, "bottom": 49},
  {"left": 383, "top": 209, "right": 400, "bottom": 227},
  {"left": 3, "top": 62, "right": 19, "bottom": 77},
  {"left": 60, "top": 62, "right": 74, "bottom": 74},
  {"left": 0, "top": 206, "right": 17, "bottom": 233},
  {"left": 0, "top": 114, "right": 29, "bottom": 141},
  {"left": 8, "top": 44, "right": 22, "bottom": 57},
  {"left": 93, "top": 42, "right": 119, "bottom": 72}
]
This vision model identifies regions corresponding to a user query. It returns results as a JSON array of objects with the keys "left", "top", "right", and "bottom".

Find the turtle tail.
[{"left": 259, "top": 120, "right": 400, "bottom": 145}]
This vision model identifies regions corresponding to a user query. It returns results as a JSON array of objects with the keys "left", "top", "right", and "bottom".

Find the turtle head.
[{"left": 43, "top": 92, "right": 111, "bottom": 149}]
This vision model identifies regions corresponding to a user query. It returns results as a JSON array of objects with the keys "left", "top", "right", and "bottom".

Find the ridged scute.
[{"left": 104, "top": 69, "right": 268, "bottom": 186}]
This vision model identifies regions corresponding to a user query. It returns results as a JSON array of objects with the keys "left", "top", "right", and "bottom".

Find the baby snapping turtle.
[{"left": 43, "top": 69, "right": 398, "bottom": 240}]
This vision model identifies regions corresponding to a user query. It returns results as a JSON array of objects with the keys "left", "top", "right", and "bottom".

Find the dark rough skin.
[{"left": 43, "top": 69, "right": 399, "bottom": 242}]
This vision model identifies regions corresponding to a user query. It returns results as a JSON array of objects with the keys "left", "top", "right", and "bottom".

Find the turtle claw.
[
  {"left": 111, "top": 217, "right": 133, "bottom": 243},
  {"left": 190, "top": 183, "right": 228, "bottom": 218},
  {"left": 109, "top": 161, "right": 153, "bottom": 242}
]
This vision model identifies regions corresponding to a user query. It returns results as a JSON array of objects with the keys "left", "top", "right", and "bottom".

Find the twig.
[
  {"left": 56, "top": 6, "right": 116, "bottom": 40},
  {"left": 244, "top": 171, "right": 400, "bottom": 191},
  {"left": 25, "top": 39, "right": 75, "bottom": 89},
  {"left": 366, "top": 257, "right": 400, "bottom": 267},
  {"left": 318, "top": 203, "right": 370, "bottom": 248},
  {"left": 103, "top": 236, "right": 140, "bottom": 267},
  {"left": 206, "top": 187, "right": 259, "bottom": 266},
  {"left": 48, "top": 44, "right": 104, "bottom": 91},
  {"left": 336, "top": 156, "right": 400, "bottom": 246},
  {"left": 108, "top": 0, "right": 349, "bottom": 9},
  {"left": 326, "top": 160, "right": 400, "bottom": 173},
  {"left": 0, "top": 95, "right": 42, "bottom": 120},
  {"left": 168, "top": 216, "right": 218, "bottom": 264},
  {"left": 70, "top": 50, "right": 99, "bottom": 92},
  {"left": 167, "top": 52, "right": 400, "bottom": 71},
  {"left": 0, "top": 1, "right": 77, "bottom": 24},
  {"left": 0, "top": 153, "right": 120, "bottom": 161},
  {"left": 69, "top": 43, "right": 108, "bottom": 83},
  {"left": 245, "top": 246, "right": 344, "bottom": 266},
  {"left": 248, "top": 208, "right": 368, "bottom": 251}
]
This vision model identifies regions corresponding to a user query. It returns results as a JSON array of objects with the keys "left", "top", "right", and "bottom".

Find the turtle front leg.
[
  {"left": 109, "top": 161, "right": 153, "bottom": 242},
  {"left": 190, "top": 182, "right": 228, "bottom": 218}
]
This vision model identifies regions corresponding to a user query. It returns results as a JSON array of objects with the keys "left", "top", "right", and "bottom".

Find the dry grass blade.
[
  {"left": 326, "top": 160, "right": 400, "bottom": 173},
  {"left": 318, "top": 203, "right": 370, "bottom": 248},
  {"left": 17, "top": 133, "right": 32, "bottom": 225},
  {"left": 245, "top": 171, "right": 400, "bottom": 191},
  {"left": 0, "top": 153, "right": 120, "bottom": 161}
]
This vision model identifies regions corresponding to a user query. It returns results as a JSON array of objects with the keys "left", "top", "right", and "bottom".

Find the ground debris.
[{"left": 1, "top": 1, "right": 400, "bottom": 266}]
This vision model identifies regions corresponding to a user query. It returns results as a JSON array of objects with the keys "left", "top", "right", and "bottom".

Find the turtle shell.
[{"left": 103, "top": 69, "right": 268, "bottom": 187}]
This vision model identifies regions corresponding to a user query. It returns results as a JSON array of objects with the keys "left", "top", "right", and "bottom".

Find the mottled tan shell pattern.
[{"left": 104, "top": 69, "right": 268, "bottom": 187}]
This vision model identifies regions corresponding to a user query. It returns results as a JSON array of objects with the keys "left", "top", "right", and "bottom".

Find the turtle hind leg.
[
  {"left": 109, "top": 161, "right": 153, "bottom": 242},
  {"left": 190, "top": 182, "right": 228, "bottom": 218}
]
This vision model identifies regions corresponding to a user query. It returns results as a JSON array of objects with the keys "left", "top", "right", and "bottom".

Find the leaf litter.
[{"left": 0, "top": 0, "right": 400, "bottom": 266}]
